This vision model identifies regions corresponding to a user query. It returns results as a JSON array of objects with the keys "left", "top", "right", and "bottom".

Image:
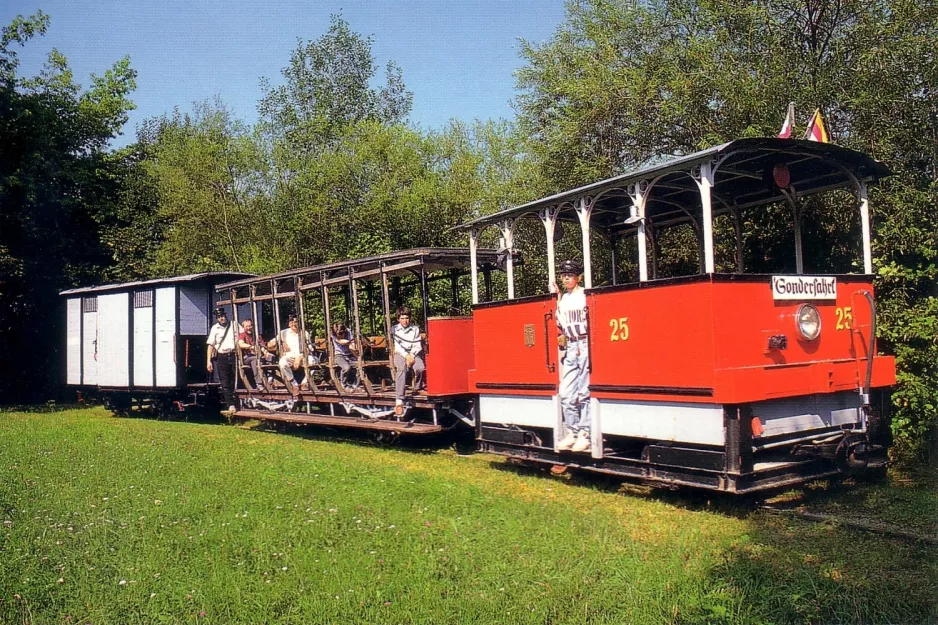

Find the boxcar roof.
[
  {"left": 456, "top": 138, "right": 891, "bottom": 236},
  {"left": 216, "top": 247, "right": 501, "bottom": 290},
  {"left": 60, "top": 272, "right": 255, "bottom": 296}
]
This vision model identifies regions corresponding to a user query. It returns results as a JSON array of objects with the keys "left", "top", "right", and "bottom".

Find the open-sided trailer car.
[{"left": 214, "top": 248, "right": 502, "bottom": 437}]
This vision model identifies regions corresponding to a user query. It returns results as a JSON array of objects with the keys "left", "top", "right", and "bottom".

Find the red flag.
[
  {"left": 803, "top": 108, "right": 829, "bottom": 143},
  {"left": 778, "top": 102, "right": 794, "bottom": 138}
]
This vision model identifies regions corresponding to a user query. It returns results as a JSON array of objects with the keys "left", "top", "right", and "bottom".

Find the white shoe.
[
  {"left": 571, "top": 430, "right": 591, "bottom": 453},
  {"left": 557, "top": 432, "right": 577, "bottom": 451}
]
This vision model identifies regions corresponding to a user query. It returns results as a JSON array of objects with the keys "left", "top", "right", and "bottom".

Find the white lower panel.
[
  {"left": 752, "top": 392, "right": 861, "bottom": 437},
  {"left": 479, "top": 394, "right": 556, "bottom": 429},
  {"left": 66, "top": 298, "right": 81, "bottom": 385},
  {"left": 599, "top": 399, "right": 725, "bottom": 446}
]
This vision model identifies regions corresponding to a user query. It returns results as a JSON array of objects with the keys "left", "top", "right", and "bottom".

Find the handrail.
[
  {"left": 852, "top": 290, "right": 877, "bottom": 406},
  {"left": 543, "top": 311, "right": 556, "bottom": 373}
]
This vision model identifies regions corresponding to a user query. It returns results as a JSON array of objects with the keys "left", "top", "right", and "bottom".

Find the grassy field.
[{"left": 0, "top": 407, "right": 935, "bottom": 625}]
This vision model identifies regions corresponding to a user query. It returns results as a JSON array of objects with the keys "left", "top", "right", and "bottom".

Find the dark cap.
[
  {"left": 559, "top": 259, "right": 583, "bottom": 275},
  {"left": 212, "top": 307, "right": 227, "bottom": 317}
]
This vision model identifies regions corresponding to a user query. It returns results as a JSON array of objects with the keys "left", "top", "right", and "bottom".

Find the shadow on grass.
[
  {"left": 226, "top": 417, "right": 477, "bottom": 457},
  {"left": 0, "top": 400, "right": 89, "bottom": 414},
  {"left": 490, "top": 459, "right": 937, "bottom": 623},
  {"left": 696, "top": 503, "right": 938, "bottom": 624},
  {"left": 486, "top": 457, "right": 761, "bottom": 517}
]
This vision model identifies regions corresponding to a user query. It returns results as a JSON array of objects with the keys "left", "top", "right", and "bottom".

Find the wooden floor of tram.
[
  {"left": 231, "top": 408, "right": 443, "bottom": 434},
  {"left": 232, "top": 376, "right": 443, "bottom": 433}
]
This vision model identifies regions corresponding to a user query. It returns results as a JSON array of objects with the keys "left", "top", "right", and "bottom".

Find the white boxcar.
[{"left": 61, "top": 272, "right": 252, "bottom": 411}]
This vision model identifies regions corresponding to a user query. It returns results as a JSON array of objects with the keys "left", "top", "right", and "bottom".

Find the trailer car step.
[{"left": 231, "top": 409, "right": 443, "bottom": 434}]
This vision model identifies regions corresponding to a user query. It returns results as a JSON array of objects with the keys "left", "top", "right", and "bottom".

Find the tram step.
[{"left": 231, "top": 409, "right": 443, "bottom": 434}]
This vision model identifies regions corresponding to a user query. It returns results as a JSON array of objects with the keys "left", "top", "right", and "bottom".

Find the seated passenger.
[
  {"left": 391, "top": 307, "right": 425, "bottom": 416},
  {"left": 237, "top": 318, "right": 272, "bottom": 389},
  {"left": 268, "top": 314, "right": 310, "bottom": 398},
  {"left": 331, "top": 322, "right": 359, "bottom": 390}
]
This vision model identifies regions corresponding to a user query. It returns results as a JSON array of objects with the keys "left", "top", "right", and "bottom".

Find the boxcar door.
[
  {"left": 97, "top": 293, "right": 130, "bottom": 387},
  {"left": 154, "top": 287, "right": 177, "bottom": 387},
  {"left": 133, "top": 290, "right": 155, "bottom": 387},
  {"left": 81, "top": 296, "right": 98, "bottom": 386},
  {"left": 66, "top": 298, "right": 81, "bottom": 385}
]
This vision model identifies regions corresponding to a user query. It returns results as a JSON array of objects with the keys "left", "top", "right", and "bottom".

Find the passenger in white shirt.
[
  {"left": 268, "top": 314, "right": 310, "bottom": 398},
  {"left": 390, "top": 307, "right": 425, "bottom": 416},
  {"left": 551, "top": 259, "right": 591, "bottom": 453},
  {"left": 206, "top": 307, "right": 237, "bottom": 413}
]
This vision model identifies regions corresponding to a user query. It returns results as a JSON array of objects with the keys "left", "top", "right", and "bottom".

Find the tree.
[
  {"left": 516, "top": 0, "right": 938, "bottom": 456},
  {"left": 0, "top": 12, "right": 136, "bottom": 403},
  {"left": 141, "top": 100, "right": 273, "bottom": 276},
  {"left": 258, "top": 14, "right": 412, "bottom": 158}
]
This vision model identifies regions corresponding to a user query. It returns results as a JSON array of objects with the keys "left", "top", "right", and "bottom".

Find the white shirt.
[
  {"left": 557, "top": 286, "right": 588, "bottom": 340},
  {"left": 207, "top": 322, "right": 236, "bottom": 354},
  {"left": 391, "top": 323, "right": 423, "bottom": 357},
  {"left": 279, "top": 328, "right": 310, "bottom": 357}
]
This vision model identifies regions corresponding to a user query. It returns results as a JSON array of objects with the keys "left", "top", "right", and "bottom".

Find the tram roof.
[
  {"left": 456, "top": 138, "right": 891, "bottom": 236},
  {"left": 216, "top": 247, "right": 500, "bottom": 290},
  {"left": 60, "top": 272, "right": 254, "bottom": 296}
]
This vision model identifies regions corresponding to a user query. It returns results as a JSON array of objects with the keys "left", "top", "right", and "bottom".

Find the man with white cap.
[{"left": 552, "top": 259, "right": 591, "bottom": 453}]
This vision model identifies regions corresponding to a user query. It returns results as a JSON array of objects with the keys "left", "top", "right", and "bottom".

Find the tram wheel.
[{"left": 374, "top": 430, "right": 400, "bottom": 445}]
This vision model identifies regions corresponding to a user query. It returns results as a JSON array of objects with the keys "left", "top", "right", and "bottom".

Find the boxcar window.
[
  {"left": 179, "top": 285, "right": 210, "bottom": 335},
  {"left": 133, "top": 290, "right": 154, "bottom": 308}
]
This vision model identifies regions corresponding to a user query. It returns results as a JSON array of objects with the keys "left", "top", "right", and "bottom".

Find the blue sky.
[{"left": 2, "top": 0, "right": 567, "bottom": 147}]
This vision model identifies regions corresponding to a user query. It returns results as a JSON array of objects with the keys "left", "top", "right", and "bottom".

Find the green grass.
[{"left": 0, "top": 407, "right": 935, "bottom": 624}]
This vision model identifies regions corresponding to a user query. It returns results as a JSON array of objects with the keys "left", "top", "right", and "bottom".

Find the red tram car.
[{"left": 460, "top": 139, "right": 895, "bottom": 492}]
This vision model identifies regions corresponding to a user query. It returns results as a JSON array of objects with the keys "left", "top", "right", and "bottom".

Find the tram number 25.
[
  {"left": 609, "top": 317, "right": 630, "bottom": 341},
  {"left": 835, "top": 306, "right": 853, "bottom": 330}
]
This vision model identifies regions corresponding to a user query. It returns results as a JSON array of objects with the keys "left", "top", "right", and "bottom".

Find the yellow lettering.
[
  {"left": 610, "top": 317, "right": 630, "bottom": 341},
  {"left": 835, "top": 307, "right": 853, "bottom": 331}
]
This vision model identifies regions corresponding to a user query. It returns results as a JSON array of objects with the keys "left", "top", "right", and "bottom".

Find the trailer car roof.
[
  {"left": 60, "top": 272, "right": 255, "bottom": 296},
  {"left": 216, "top": 247, "right": 501, "bottom": 290}
]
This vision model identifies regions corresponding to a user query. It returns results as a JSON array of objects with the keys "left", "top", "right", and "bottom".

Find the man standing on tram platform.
[
  {"left": 206, "top": 307, "right": 237, "bottom": 414},
  {"left": 552, "top": 259, "right": 591, "bottom": 453}
]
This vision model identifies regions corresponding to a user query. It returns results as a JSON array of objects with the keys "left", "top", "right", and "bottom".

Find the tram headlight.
[{"left": 795, "top": 304, "right": 821, "bottom": 341}]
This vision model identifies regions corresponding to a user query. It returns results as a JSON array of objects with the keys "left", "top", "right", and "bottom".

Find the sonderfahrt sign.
[{"left": 771, "top": 275, "right": 837, "bottom": 300}]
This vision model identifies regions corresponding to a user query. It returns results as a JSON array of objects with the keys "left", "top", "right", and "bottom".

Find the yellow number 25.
[{"left": 609, "top": 317, "right": 630, "bottom": 341}]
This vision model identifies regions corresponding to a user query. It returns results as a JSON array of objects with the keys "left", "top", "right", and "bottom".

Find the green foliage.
[
  {"left": 126, "top": 113, "right": 541, "bottom": 278},
  {"left": 141, "top": 100, "right": 268, "bottom": 275},
  {"left": 108, "top": 17, "right": 543, "bottom": 283},
  {"left": 516, "top": 0, "right": 938, "bottom": 457},
  {"left": 94, "top": 138, "right": 166, "bottom": 282},
  {"left": 0, "top": 12, "right": 136, "bottom": 402},
  {"left": 258, "top": 14, "right": 412, "bottom": 156}
]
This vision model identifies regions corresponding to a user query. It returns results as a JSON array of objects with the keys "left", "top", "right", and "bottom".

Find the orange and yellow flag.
[{"left": 803, "top": 108, "right": 829, "bottom": 143}]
